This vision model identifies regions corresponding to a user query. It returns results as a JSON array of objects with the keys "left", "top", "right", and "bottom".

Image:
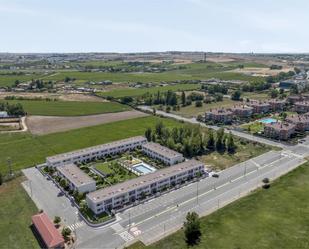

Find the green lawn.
[
  {"left": 0, "top": 177, "right": 39, "bottom": 249},
  {"left": 98, "top": 84, "right": 201, "bottom": 98},
  {"left": 0, "top": 116, "right": 181, "bottom": 174},
  {"left": 198, "top": 139, "right": 272, "bottom": 171},
  {"left": 1, "top": 100, "right": 131, "bottom": 116},
  {"left": 241, "top": 121, "right": 265, "bottom": 134},
  {"left": 0, "top": 73, "right": 45, "bottom": 87},
  {"left": 129, "top": 161, "right": 309, "bottom": 249},
  {"left": 94, "top": 162, "right": 114, "bottom": 174}
]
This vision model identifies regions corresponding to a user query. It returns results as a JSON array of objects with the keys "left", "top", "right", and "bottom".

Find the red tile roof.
[{"left": 31, "top": 212, "right": 64, "bottom": 248}]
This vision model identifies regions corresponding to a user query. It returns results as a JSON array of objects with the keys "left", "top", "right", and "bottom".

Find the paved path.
[{"left": 138, "top": 105, "right": 288, "bottom": 149}]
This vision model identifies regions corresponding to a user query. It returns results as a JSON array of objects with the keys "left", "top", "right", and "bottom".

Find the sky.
[{"left": 0, "top": 0, "right": 308, "bottom": 53}]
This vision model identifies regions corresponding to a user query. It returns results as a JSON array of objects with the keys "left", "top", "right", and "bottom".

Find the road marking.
[
  {"left": 119, "top": 231, "right": 134, "bottom": 242},
  {"left": 68, "top": 221, "right": 84, "bottom": 231}
]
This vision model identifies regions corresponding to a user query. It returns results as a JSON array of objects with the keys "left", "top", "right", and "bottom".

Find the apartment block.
[
  {"left": 86, "top": 159, "right": 205, "bottom": 214},
  {"left": 46, "top": 136, "right": 147, "bottom": 167},
  {"left": 205, "top": 108, "right": 233, "bottom": 124},
  {"left": 230, "top": 105, "right": 253, "bottom": 118},
  {"left": 286, "top": 114, "right": 309, "bottom": 132},
  {"left": 57, "top": 164, "right": 96, "bottom": 193},
  {"left": 294, "top": 101, "right": 309, "bottom": 113},
  {"left": 264, "top": 122, "right": 295, "bottom": 140},
  {"left": 268, "top": 99, "right": 286, "bottom": 111},
  {"left": 142, "top": 142, "right": 184, "bottom": 165},
  {"left": 249, "top": 101, "right": 271, "bottom": 114}
]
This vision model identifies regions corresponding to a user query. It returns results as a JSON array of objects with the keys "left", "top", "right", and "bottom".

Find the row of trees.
[
  {"left": 145, "top": 122, "right": 236, "bottom": 158},
  {"left": 143, "top": 90, "right": 178, "bottom": 106},
  {"left": 0, "top": 102, "right": 25, "bottom": 116}
]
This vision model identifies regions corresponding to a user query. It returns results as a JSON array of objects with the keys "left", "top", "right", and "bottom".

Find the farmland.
[
  {"left": 0, "top": 73, "right": 45, "bottom": 87},
  {"left": 129, "top": 161, "right": 309, "bottom": 249},
  {"left": 0, "top": 116, "right": 181, "bottom": 174},
  {"left": 98, "top": 83, "right": 201, "bottom": 98},
  {"left": 0, "top": 177, "right": 39, "bottom": 249},
  {"left": 0, "top": 100, "right": 130, "bottom": 116}
]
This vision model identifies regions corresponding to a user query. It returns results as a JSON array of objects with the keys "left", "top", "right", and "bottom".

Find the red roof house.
[{"left": 31, "top": 212, "right": 64, "bottom": 249}]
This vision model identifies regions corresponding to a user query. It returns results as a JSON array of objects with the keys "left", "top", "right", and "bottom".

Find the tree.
[
  {"left": 0, "top": 172, "right": 2, "bottom": 185},
  {"left": 216, "top": 128, "right": 225, "bottom": 151},
  {"left": 181, "top": 91, "right": 186, "bottom": 106},
  {"left": 152, "top": 108, "right": 156, "bottom": 115},
  {"left": 270, "top": 89, "right": 279, "bottom": 98},
  {"left": 206, "top": 130, "right": 215, "bottom": 151},
  {"left": 61, "top": 227, "right": 72, "bottom": 241},
  {"left": 54, "top": 216, "right": 61, "bottom": 226},
  {"left": 195, "top": 100, "right": 203, "bottom": 107},
  {"left": 59, "top": 178, "right": 68, "bottom": 189},
  {"left": 155, "top": 121, "right": 164, "bottom": 137},
  {"left": 231, "top": 90, "right": 242, "bottom": 101},
  {"left": 145, "top": 127, "right": 152, "bottom": 142},
  {"left": 226, "top": 132, "right": 236, "bottom": 153},
  {"left": 184, "top": 212, "right": 201, "bottom": 246}
]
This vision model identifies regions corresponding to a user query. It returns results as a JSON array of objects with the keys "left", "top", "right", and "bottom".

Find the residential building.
[
  {"left": 46, "top": 136, "right": 147, "bottom": 167},
  {"left": 286, "top": 114, "right": 309, "bottom": 132},
  {"left": 57, "top": 164, "right": 96, "bottom": 193},
  {"left": 230, "top": 105, "right": 253, "bottom": 118},
  {"left": 264, "top": 122, "right": 295, "bottom": 140},
  {"left": 268, "top": 99, "right": 286, "bottom": 111},
  {"left": 294, "top": 101, "right": 309, "bottom": 113},
  {"left": 31, "top": 212, "right": 65, "bottom": 249},
  {"left": 86, "top": 159, "right": 205, "bottom": 214},
  {"left": 279, "top": 79, "right": 308, "bottom": 91},
  {"left": 142, "top": 142, "right": 184, "bottom": 165},
  {"left": 287, "top": 95, "right": 302, "bottom": 104},
  {"left": 205, "top": 108, "right": 233, "bottom": 124},
  {"left": 249, "top": 101, "right": 271, "bottom": 114}
]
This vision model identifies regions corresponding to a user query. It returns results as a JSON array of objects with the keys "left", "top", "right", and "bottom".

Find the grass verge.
[{"left": 129, "top": 161, "right": 309, "bottom": 249}]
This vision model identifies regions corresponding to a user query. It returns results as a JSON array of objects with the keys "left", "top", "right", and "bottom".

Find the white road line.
[{"left": 119, "top": 231, "right": 134, "bottom": 242}]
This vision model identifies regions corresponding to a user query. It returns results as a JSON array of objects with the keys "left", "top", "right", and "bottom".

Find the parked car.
[{"left": 212, "top": 173, "right": 219, "bottom": 178}]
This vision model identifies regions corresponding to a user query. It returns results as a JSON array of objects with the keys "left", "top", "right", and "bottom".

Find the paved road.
[
  {"left": 22, "top": 108, "right": 309, "bottom": 248},
  {"left": 138, "top": 105, "right": 288, "bottom": 149}
]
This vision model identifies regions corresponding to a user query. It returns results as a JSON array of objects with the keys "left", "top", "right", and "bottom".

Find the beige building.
[
  {"left": 286, "top": 114, "right": 309, "bottom": 132},
  {"left": 264, "top": 122, "right": 295, "bottom": 140},
  {"left": 205, "top": 108, "right": 233, "bottom": 124}
]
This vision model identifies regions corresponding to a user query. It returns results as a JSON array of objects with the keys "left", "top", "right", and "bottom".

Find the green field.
[
  {"left": 130, "top": 161, "right": 309, "bottom": 249},
  {"left": 0, "top": 116, "right": 181, "bottom": 174},
  {"left": 0, "top": 177, "right": 39, "bottom": 249},
  {"left": 98, "top": 84, "right": 201, "bottom": 98},
  {"left": 46, "top": 62, "right": 263, "bottom": 84},
  {"left": 0, "top": 100, "right": 131, "bottom": 116},
  {"left": 0, "top": 73, "right": 46, "bottom": 87}
]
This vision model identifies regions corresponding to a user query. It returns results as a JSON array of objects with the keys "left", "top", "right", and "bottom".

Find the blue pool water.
[
  {"left": 132, "top": 163, "right": 156, "bottom": 174},
  {"left": 259, "top": 118, "right": 277, "bottom": 124}
]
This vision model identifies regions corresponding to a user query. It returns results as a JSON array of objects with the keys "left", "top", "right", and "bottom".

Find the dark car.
[
  {"left": 212, "top": 173, "right": 219, "bottom": 178},
  {"left": 57, "top": 192, "right": 64, "bottom": 197}
]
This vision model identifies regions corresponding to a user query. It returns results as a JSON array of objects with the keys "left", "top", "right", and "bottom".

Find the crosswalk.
[
  {"left": 67, "top": 221, "right": 84, "bottom": 231},
  {"left": 119, "top": 231, "right": 134, "bottom": 242}
]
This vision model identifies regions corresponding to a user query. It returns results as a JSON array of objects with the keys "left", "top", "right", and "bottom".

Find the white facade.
[
  {"left": 46, "top": 136, "right": 147, "bottom": 167},
  {"left": 86, "top": 159, "right": 205, "bottom": 214},
  {"left": 141, "top": 142, "right": 184, "bottom": 165}
]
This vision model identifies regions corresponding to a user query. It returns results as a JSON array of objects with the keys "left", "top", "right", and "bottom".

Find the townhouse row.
[{"left": 86, "top": 159, "right": 205, "bottom": 214}]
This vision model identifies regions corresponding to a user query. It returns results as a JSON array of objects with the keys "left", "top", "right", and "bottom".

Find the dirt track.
[{"left": 26, "top": 110, "right": 148, "bottom": 135}]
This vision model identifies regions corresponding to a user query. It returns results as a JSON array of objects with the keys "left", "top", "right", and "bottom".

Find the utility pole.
[
  {"left": 7, "top": 157, "right": 12, "bottom": 176},
  {"left": 196, "top": 179, "right": 199, "bottom": 204},
  {"left": 244, "top": 163, "right": 247, "bottom": 177},
  {"left": 203, "top": 52, "right": 207, "bottom": 62},
  {"left": 29, "top": 180, "right": 32, "bottom": 197}
]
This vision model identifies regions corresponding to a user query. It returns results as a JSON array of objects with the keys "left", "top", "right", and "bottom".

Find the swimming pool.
[
  {"left": 259, "top": 118, "right": 277, "bottom": 124},
  {"left": 132, "top": 163, "right": 156, "bottom": 175}
]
